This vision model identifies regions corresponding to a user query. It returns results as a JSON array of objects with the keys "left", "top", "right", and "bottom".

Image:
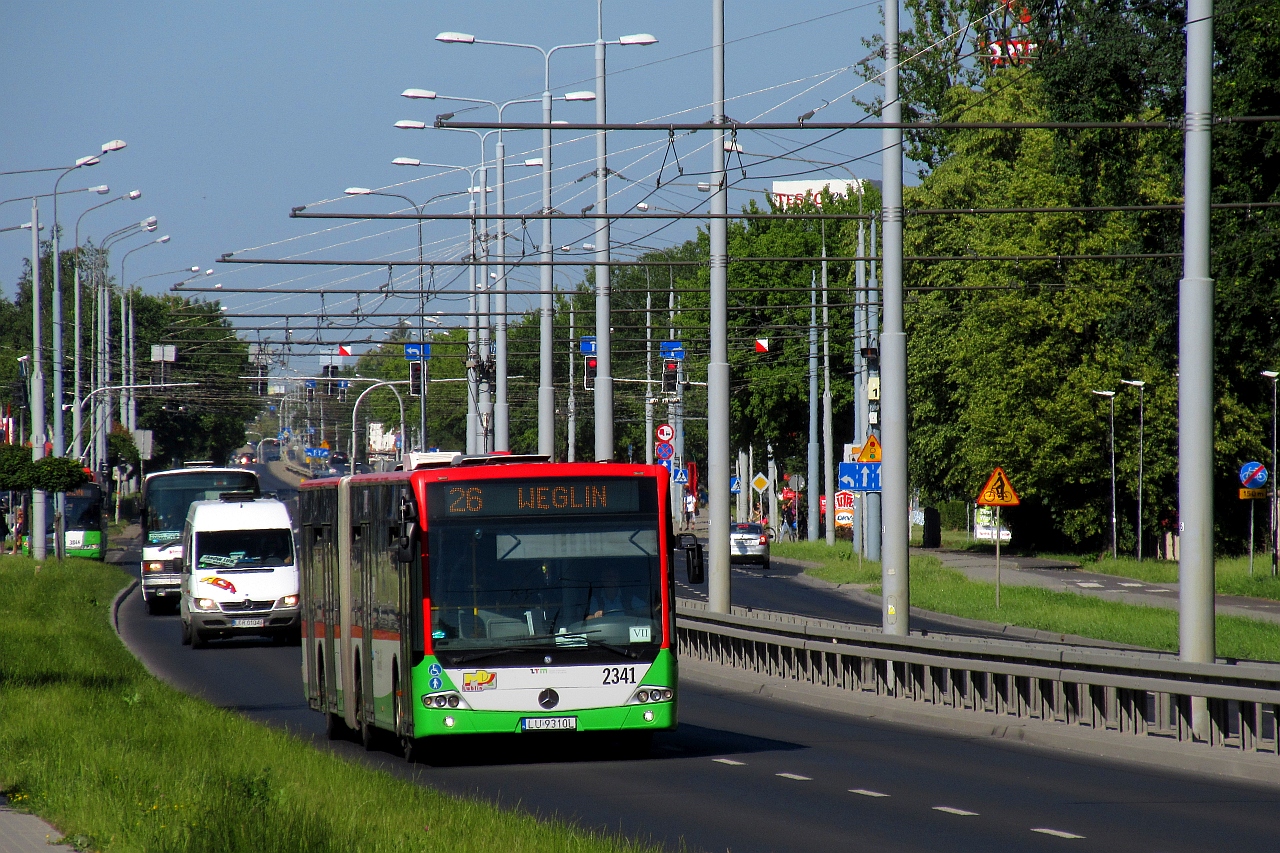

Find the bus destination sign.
[{"left": 428, "top": 478, "right": 643, "bottom": 519}]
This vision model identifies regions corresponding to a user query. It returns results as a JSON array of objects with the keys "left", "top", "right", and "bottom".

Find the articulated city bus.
[{"left": 299, "top": 456, "right": 681, "bottom": 760}]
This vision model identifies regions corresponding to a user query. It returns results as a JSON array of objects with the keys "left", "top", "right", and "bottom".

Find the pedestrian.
[
  {"left": 684, "top": 491, "right": 696, "bottom": 530},
  {"left": 10, "top": 503, "right": 23, "bottom": 555}
]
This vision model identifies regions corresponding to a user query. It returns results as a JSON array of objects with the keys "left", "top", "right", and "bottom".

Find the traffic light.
[
  {"left": 661, "top": 359, "right": 679, "bottom": 394},
  {"left": 254, "top": 365, "right": 267, "bottom": 396},
  {"left": 409, "top": 360, "right": 425, "bottom": 397},
  {"left": 322, "top": 364, "right": 337, "bottom": 396},
  {"left": 584, "top": 356, "right": 597, "bottom": 391}
]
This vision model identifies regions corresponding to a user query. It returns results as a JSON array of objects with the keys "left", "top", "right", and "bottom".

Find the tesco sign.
[{"left": 771, "top": 179, "right": 865, "bottom": 210}]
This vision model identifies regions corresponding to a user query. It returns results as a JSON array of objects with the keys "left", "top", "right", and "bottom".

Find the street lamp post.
[
  {"left": 1121, "top": 379, "right": 1146, "bottom": 560},
  {"left": 1093, "top": 389, "right": 1118, "bottom": 558},
  {"left": 1264, "top": 370, "right": 1278, "bottom": 577},
  {"left": 73, "top": 189, "right": 142, "bottom": 457},
  {"left": 437, "top": 29, "right": 646, "bottom": 458},
  {"left": 29, "top": 199, "right": 47, "bottom": 559}
]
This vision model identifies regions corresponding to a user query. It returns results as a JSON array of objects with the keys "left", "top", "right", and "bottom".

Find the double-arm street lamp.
[
  {"left": 436, "top": 27, "right": 653, "bottom": 458},
  {"left": 1093, "top": 389, "right": 1118, "bottom": 558},
  {"left": 73, "top": 189, "right": 142, "bottom": 457},
  {"left": 1121, "top": 379, "right": 1146, "bottom": 560}
]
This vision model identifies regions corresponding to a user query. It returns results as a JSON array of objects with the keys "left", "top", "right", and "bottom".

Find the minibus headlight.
[
  {"left": 194, "top": 598, "right": 219, "bottom": 611},
  {"left": 277, "top": 594, "right": 299, "bottom": 608},
  {"left": 144, "top": 561, "right": 166, "bottom": 573}
]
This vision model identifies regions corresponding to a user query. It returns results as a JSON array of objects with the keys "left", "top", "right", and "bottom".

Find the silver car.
[{"left": 729, "top": 522, "right": 770, "bottom": 571}]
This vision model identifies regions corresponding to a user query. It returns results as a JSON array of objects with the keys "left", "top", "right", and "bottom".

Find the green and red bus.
[{"left": 298, "top": 456, "right": 681, "bottom": 760}]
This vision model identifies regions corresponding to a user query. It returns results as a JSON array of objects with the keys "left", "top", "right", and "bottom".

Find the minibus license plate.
[
  {"left": 521, "top": 717, "right": 577, "bottom": 732},
  {"left": 233, "top": 618, "right": 265, "bottom": 628}
]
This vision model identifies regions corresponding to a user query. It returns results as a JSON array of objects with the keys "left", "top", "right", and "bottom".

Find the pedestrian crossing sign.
[
  {"left": 977, "top": 467, "right": 1020, "bottom": 507},
  {"left": 857, "top": 434, "right": 881, "bottom": 462}
]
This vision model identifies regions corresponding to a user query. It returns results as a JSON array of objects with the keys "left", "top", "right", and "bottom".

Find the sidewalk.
[
  {"left": 914, "top": 547, "right": 1280, "bottom": 626},
  {"left": 0, "top": 795, "right": 69, "bottom": 852}
]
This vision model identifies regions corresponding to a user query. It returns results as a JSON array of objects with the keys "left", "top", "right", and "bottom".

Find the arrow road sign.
[
  {"left": 1240, "top": 461, "right": 1269, "bottom": 488},
  {"left": 580, "top": 335, "right": 597, "bottom": 354},
  {"left": 655, "top": 441, "right": 675, "bottom": 461},
  {"left": 730, "top": 476, "right": 741, "bottom": 494},
  {"left": 656, "top": 423, "right": 675, "bottom": 443},
  {"left": 403, "top": 342, "right": 430, "bottom": 360},
  {"left": 659, "top": 341, "right": 685, "bottom": 360},
  {"left": 839, "top": 461, "right": 881, "bottom": 492}
]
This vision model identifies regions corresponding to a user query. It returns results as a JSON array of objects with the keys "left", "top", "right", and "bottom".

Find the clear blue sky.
[{"left": 1, "top": 1, "right": 888, "bottom": 373}]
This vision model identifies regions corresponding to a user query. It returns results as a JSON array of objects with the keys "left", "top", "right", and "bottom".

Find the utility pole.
[
  {"left": 1180, "top": 0, "right": 1215, "bottom": 737},
  {"left": 706, "top": 0, "right": 731, "bottom": 613},
  {"left": 466, "top": 194, "right": 478, "bottom": 455},
  {"left": 30, "top": 200, "right": 47, "bottom": 561},
  {"left": 593, "top": 2, "right": 614, "bottom": 462},
  {"left": 854, "top": 217, "right": 867, "bottom": 556},
  {"left": 645, "top": 270, "right": 654, "bottom": 465},
  {"left": 823, "top": 233, "right": 835, "bottom": 546},
  {"left": 807, "top": 270, "right": 819, "bottom": 541},
  {"left": 880, "top": 0, "right": 909, "bottom": 635},
  {"left": 568, "top": 303, "right": 576, "bottom": 462},
  {"left": 866, "top": 219, "right": 882, "bottom": 561}
]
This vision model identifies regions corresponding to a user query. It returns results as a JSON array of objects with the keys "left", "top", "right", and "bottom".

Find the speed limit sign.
[{"left": 655, "top": 423, "right": 674, "bottom": 443}]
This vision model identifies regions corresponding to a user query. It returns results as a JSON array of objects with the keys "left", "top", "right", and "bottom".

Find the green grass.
[
  {"left": 1082, "top": 555, "right": 1280, "bottom": 602},
  {"left": 778, "top": 545, "right": 1280, "bottom": 662},
  {"left": 0, "top": 557, "right": 657, "bottom": 853}
]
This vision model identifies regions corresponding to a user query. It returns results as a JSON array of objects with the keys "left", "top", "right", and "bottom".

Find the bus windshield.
[
  {"left": 426, "top": 478, "right": 663, "bottom": 660},
  {"left": 195, "top": 529, "right": 294, "bottom": 571},
  {"left": 65, "top": 485, "right": 104, "bottom": 531},
  {"left": 144, "top": 471, "right": 260, "bottom": 545}
]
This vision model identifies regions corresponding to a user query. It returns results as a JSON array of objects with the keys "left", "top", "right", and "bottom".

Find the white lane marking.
[
  {"left": 849, "top": 788, "right": 890, "bottom": 797},
  {"left": 1076, "top": 582, "right": 1104, "bottom": 588},
  {"left": 1146, "top": 587, "right": 1171, "bottom": 592},
  {"left": 1118, "top": 582, "right": 1145, "bottom": 588},
  {"left": 1031, "top": 828, "right": 1085, "bottom": 839},
  {"left": 933, "top": 806, "right": 980, "bottom": 816},
  {"left": 776, "top": 772, "right": 813, "bottom": 781},
  {"left": 712, "top": 758, "right": 746, "bottom": 766}
]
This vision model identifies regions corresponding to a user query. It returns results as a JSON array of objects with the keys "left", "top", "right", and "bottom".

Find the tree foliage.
[
  {"left": 30, "top": 456, "right": 89, "bottom": 494},
  {"left": 0, "top": 444, "right": 33, "bottom": 491}
]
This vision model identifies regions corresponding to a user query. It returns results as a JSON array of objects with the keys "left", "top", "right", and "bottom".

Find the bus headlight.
[
  {"left": 194, "top": 598, "right": 219, "bottom": 611},
  {"left": 630, "top": 687, "right": 673, "bottom": 704},
  {"left": 144, "top": 561, "right": 166, "bottom": 573},
  {"left": 277, "top": 594, "right": 299, "bottom": 608}
]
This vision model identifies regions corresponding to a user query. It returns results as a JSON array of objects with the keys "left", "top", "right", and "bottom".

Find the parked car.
[{"left": 729, "top": 522, "right": 770, "bottom": 571}]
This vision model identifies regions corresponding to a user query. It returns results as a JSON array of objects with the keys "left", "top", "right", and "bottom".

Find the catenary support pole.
[
  {"left": 880, "top": 0, "right": 909, "bottom": 635},
  {"left": 30, "top": 200, "right": 47, "bottom": 561},
  {"left": 494, "top": 137, "right": 510, "bottom": 451},
  {"left": 645, "top": 272, "right": 654, "bottom": 465},
  {"left": 866, "top": 219, "right": 881, "bottom": 561},
  {"left": 537, "top": 81, "right": 555, "bottom": 457},
  {"left": 706, "top": 0, "right": 731, "bottom": 613},
  {"left": 593, "top": 14, "right": 614, "bottom": 461},
  {"left": 823, "top": 236, "right": 835, "bottom": 546},
  {"left": 808, "top": 270, "right": 819, "bottom": 541},
  {"left": 1180, "top": 0, "right": 1215, "bottom": 738}
]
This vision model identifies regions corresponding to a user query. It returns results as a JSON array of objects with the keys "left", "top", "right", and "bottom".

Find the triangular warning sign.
[
  {"left": 977, "top": 467, "right": 1020, "bottom": 506},
  {"left": 857, "top": 434, "right": 881, "bottom": 462}
]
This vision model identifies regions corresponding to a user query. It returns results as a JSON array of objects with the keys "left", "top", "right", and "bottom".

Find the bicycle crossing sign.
[{"left": 977, "top": 467, "right": 1020, "bottom": 506}]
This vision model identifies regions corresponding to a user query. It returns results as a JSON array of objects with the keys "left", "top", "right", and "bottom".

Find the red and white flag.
[
  {"left": 754, "top": 338, "right": 769, "bottom": 353},
  {"left": 337, "top": 345, "right": 352, "bottom": 357}
]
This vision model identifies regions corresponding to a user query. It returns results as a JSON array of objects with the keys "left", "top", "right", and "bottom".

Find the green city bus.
[
  {"left": 299, "top": 457, "right": 682, "bottom": 761},
  {"left": 22, "top": 483, "right": 107, "bottom": 559}
]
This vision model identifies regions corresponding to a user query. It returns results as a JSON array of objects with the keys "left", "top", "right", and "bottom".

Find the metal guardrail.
[{"left": 676, "top": 600, "right": 1280, "bottom": 756}]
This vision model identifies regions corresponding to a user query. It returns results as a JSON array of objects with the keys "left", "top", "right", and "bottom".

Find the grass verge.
[
  {"left": 771, "top": 543, "right": 1280, "bottom": 662},
  {"left": 0, "top": 556, "right": 656, "bottom": 853}
]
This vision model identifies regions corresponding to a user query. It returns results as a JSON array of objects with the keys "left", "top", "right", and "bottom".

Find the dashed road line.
[
  {"left": 1031, "top": 828, "right": 1085, "bottom": 839},
  {"left": 776, "top": 773, "right": 812, "bottom": 781},
  {"left": 1076, "top": 582, "right": 1104, "bottom": 588},
  {"left": 1118, "top": 582, "right": 1145, "bottom": 588},
  {"left": 933, "top": 806, "right": 980, "bottom": 816},
  {"left": 848, "top": 788, "right": 890, "bottom": 797},
  {"left": 712, "top": 758, "right": 746, "bottom": 766}
]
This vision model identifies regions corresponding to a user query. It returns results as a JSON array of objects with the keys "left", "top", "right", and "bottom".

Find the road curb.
[
  {"left": 680, "top": 658, "right": 1280, "bottom": 792},
  {"left": 110, "top": 579, "right": 143, "bottom": 666}
]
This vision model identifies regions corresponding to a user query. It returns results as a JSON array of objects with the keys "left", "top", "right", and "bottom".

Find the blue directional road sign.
[
  {"left": 660, "top": 341, "right": 685, "bottom": 361},
  {"left": 659, "top": 459, "right": 674, "bottom": 474},
  {"left": 673, "top": 468, "right": 689, "bottom": 485},
  {"left": 730, "top": 476, "right": 741, "bottom": 494},
  {"left": 580, "top": 335, "right": 597, "bottom": 355},
  {"left": 404, "top": 342, "right": 430, "bottom": 360},
  {"left": 839, "top": 461, "right": 881, "bottom": 492},
  {"left": 304, "top": 447, "right": 330, "bottom": 459},
  {"left": 1240, "top": 461, "right": 1269, "bottom": 488},
  {"left": 655, "top": 441, "right": 675, "bottom": 461}
]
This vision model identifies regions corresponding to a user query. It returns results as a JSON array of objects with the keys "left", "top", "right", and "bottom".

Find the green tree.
[
  {"left": 0, "top": 444, "right": 33, "bottom": 491},
  {"left": 30, "top": 456, "right": 88, "bottom": 494}
]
